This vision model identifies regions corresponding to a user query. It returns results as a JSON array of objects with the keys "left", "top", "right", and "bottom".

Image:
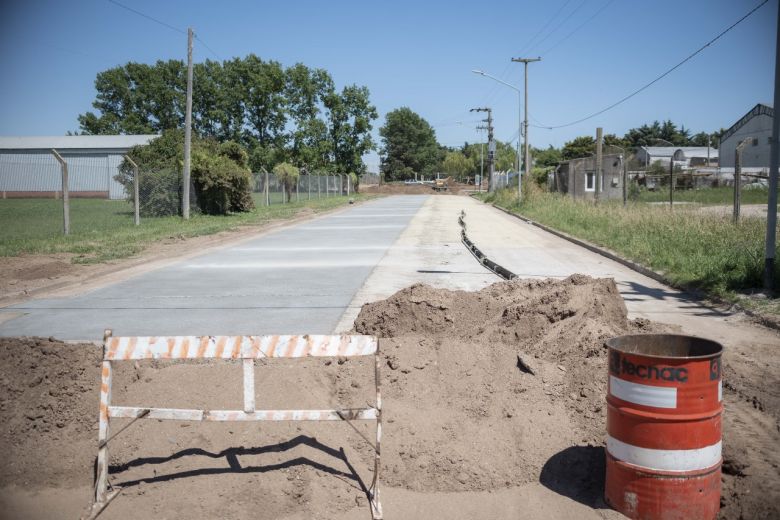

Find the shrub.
[
  {"left": 192, "top": 151, "right": 255, "bottom": 215},
  {"left": 273, "top": 162, "right": 300, "bottom": 202}
]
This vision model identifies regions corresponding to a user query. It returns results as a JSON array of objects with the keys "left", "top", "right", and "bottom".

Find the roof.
[
  {"left": 721, "top": 103, "right": 774, "bottom": 143},
  {"left": 641, "top": 146, "right": 718, "bottom": 159},
  {"left": 0, "top": 135, "right": 159, "bottom": 151}
]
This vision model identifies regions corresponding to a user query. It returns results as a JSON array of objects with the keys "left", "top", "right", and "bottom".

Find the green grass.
[
  {"left": 477, "top": 187, "right": 779, "bottom": 302},
  {"left": 637, "top": 185, "right": 770, "bottom": 205},
  {"left": 0, "top": 193, "right": 369, "bottom": 263}
]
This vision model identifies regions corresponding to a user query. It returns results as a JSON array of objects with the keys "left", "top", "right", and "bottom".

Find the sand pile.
[
  {"left": 0, "top": 337, "right": 102, "bottom": 487},
  {"left": 348, "top": 275, "right": 659, "bottom": 495}
]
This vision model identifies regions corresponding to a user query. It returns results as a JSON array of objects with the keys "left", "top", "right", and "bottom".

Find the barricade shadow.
[
  {"left": 107, "top": 434, "right": 370, "bottom": 495},
  {"left": 539, "top": 445, "right": 610, "bottom": 509}
]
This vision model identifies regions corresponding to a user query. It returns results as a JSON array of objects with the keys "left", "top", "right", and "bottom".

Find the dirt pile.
[
  {"left": 0, "top": 337, "right": 102, "bottom": 487},
  {"left": 348, "top": 275, "right": 658, "bottom": 497}
]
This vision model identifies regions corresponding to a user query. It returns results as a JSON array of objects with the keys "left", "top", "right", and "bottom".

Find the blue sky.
[{"left": 0, "top": 0, "right": 776, "bottom": 170}]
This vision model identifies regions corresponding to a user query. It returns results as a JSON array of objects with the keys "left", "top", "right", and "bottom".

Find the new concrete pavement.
[{"left": 0, "top": 196, "right": 427, "bottom": 340}]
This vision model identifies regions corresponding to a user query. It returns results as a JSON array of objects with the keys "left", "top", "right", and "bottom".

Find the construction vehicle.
[{"left": 433, "top": 176, "right": 449, "bottom": 192}]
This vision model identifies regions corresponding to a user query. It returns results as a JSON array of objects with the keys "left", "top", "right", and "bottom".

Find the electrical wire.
[
  {"left": 516, "top": 0, "right": 574, "bottom": 56},
  {"left": 530, "top": 0, "right": 770, "bottom": 130},
  {"left": 540, "top": 0, "right": 616, "bottom": 56},
  {"left": 107, "top": 0, "right": 186, "bottom": 35},
  {"left": 194, "top": 34, "right": 222, "bottom": 61},
  {"left": 526, "top": 0, "right": 588, "bottom": 55}
]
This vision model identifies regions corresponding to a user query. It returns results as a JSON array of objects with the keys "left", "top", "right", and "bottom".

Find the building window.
[
  {"left": 752, "top": 138, "right": 758, "bottom": 147},
  {"left": 586, "top": 172, "right": 595, "bottom": 191}
]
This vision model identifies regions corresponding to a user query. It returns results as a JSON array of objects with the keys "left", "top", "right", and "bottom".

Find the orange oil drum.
[{"left": 604, "top": 334, "right": 723, "bottom": 520}]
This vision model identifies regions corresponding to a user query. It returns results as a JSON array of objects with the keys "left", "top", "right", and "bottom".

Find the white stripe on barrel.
[
  {"left": 607, "top": 435, "right": 721, "bottom": 472},
  {"left": 609, "top": 375, "right": 677, "bottom": 409}
]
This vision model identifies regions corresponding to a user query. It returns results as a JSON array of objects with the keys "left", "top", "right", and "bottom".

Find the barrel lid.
[{"left": 605, "top": 334, "right": 722, "bottom": 360}]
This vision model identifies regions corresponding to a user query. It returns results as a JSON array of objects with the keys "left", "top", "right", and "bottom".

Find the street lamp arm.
[{"left": 471, "top": 70, "right": 520, "bottom": 92}]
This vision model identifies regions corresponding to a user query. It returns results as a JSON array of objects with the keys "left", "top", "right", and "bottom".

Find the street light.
[{"left": 472, "top": 69, "right": 522, "bottom": 201}]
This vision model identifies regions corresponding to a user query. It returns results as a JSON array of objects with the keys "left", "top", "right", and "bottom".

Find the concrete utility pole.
[
  {"left": 471, "top": 107, "right": 494, "bottom": 191},
  {"left": 124, "top": 155, "right": 140, "bottom": 226},
  {"left": 51, "top": 149, "right": 69, "bottom": 235},
  {"left": 765, "top": 2, "right": 780, "bottom": 293},
  {"left": 595, "top": 127, "right": 603, "bottom": 202},
  {"left": 512, "top": 57, "right": 541, "bottom": 183},
  {"left": 734, "top": 139, "right": 750, "bottom": 224},
  {"left": 182, "top": 27, "right": 194, "bottom": 219},
  {"left": 477, "top": 125, "right": 487, "bottom": 193}
]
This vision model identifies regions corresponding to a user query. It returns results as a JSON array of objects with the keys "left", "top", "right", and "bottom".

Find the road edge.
[{"left": 478, "top": 198, "right": 780, "bottom": 332}]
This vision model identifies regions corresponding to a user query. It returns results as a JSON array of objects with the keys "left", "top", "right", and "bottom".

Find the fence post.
[
  {"left": 347, "top": 174, "right": 351, "bottom": 196},
  {"left": 669, "top": 158, "right": 674, "bottom": 210},
  {"left": 125, "top": 155, "right": 140, "bottom": 226},
  {"left": 318, "top": 175, "right": 321, "bottom": 198},
  {"left": 265, "top": 170, "right": 270, "bottom": 206},
  {"left": 734, "top": 139, "right": 749, "bottom": 223},
  {"left": 51, "top": 149, "right": 69, "bottom": 235},
  {"left": 340, "top": 174, "right": 344, "bottom": 196},
  {"left": 308, "top": 173, "right": 311, "bottom": 200},
  {"left": 296, "top": 176, "right": 299, "bottom": 203}
]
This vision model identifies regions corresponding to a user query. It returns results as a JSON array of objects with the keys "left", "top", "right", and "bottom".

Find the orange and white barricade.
[
  {"left": 90, "top": 331, "right": 383, "bottom": 519},
  {"left": 605, "top": 334, "right": 723, "bottom": 520}
]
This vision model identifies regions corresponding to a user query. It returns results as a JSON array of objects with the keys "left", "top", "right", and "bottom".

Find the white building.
[
  {"left": 636, "top": 146, "right": 718, "bottom": 169},
  {"left": 719, "top": 103, "right": 773, "bottom": 170},
  {"left": 0, "top": 135, "right": 158, "bottom": 199}
]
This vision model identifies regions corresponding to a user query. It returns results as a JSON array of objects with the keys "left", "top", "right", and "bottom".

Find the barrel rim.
[{"left": 605, "top": 333, "right": 723, "bottom": 360}]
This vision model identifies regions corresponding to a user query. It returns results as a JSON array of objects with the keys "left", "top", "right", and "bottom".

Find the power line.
[
  {"left": 194, "top": 34, "right": 221, "bottom": 61},
  {"left": 107, "top": 0, "right": 186, "bottom": 35},
  {"left": 526, "top": 0, "right": 588, "bottom": 55},
  {"left": 541, "top": 0, "right": 616, "bottom": 56},
  {"left": 517, "top": 0, "right": 574, "bottom": 56},
  {"left": 531, "top": 0, "right": 770, "bottom": 130}
]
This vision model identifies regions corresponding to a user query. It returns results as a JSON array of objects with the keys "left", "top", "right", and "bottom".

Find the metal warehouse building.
[
  {"left": 0, "top": 135, "right": 158, "bottom": 199},
  {"left": 719, "top": 103, "right": 773, "bottom": 170}
]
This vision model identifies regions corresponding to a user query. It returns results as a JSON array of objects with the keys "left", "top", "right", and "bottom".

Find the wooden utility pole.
[
  {"left": 182, "top": 27, "right": 193, "bottom": 219},
  {"left": 595, "top": 127, "right": 603, "bottom": 202},
  {"left": 51, "top": 149, "right": 69, "bottom": 235},
  {"left": 765, "top": 2, "right": 780, "bottom": 293},
  {"left": 512, "top": 57, "right": 541, "bottom": 185},
  {"left": 669, "top": 157, "right": 674, "bottom": 209}
]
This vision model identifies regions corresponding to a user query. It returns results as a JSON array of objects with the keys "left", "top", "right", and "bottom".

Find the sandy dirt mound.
[
  {"left": 1, "top": 275, "right": 777, "bottom": 519},
  {"left": 0, "top": 337, "right": 102, "bottom": 488}
]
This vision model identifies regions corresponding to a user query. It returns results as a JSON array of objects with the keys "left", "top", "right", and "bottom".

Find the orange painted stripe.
[
  {"left": 230, "top": 337, "right": 241, "bottom": 358},
  {"left": 106, "top": 337, "right": 120, "bottom": 359},
  {"left": 99, "top": 402, "right": 108, "bottom": 421},
  {"left": 215, "top": 336, "right": 227, "bottom": 358},
  {"left": 166, "top": 338, "right": 176, "bottom": 358},
  {"left": 102, "top": 365, "right": 110, "bottom": 378},
  {"left": 197, "top": 337, "right": 209, "bottom": 358},
  {"left": 250, "top": 337, "right": 261, "bottom": 358},
  {"left": 303, "top": 335, "right": 314, "bottom": 357},
  {"left": 179, "top": 338, "right": 190, "bottom": 358},
  {"left": 267, "top": 336, "right": 280, "bottom": 358},
  {"left": 124, "top": 337, "right": 138, "bottom": 360},
  {"left": 100, "top": 383, "right": 109, "bottom": 393},
  {"left": 284, "top": 336, "right": 299, "bottom": 357}
]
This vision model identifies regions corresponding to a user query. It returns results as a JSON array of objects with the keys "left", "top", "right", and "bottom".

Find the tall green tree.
[
  {"left": 379, "top": 107, "right": 440, "bottom": 180},
  {"left": 325, "top": 85, "right": 378, "bottom": 175},
  {"left": 442, "top": 151, "right": 472, "bottom": 181},
  {"left": 561, "top": 136, "right": 595, "bottom": 160}
]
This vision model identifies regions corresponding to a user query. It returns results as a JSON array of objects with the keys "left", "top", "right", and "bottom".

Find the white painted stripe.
[
  {"left": 718, "top": 380, "right": 722, "bottom": 402},
  {"left": 607, "top": 435, "right": 721, "bottom": 472},
  {"left": 609, "top": 375, "right": 677, "bottom": 409}
]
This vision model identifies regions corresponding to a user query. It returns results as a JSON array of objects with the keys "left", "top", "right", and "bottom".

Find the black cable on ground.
[{"left": 458, "top": 211, "right": 517, "bottom": 281}]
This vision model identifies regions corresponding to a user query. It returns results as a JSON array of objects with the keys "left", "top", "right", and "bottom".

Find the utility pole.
[
  {"left": 182, "top": 27, "right": 193, "bottom": 219},
  {"left": 765, "top": 2, "right": 780, "bottom": 293},
  {"left": 595, "top": 127, "right": 603, "bottom": 202},
  {"left": 471, "top": 107, "right": 493, "bottom": 190},
  {"left": 477, "top": 125, "right": 487, "bottom": 193},
  {"left": 512, "top": 57, "right": 541, "bottom": 184}
]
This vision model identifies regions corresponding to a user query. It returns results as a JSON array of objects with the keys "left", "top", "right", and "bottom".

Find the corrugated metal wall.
[{"left": 0, "top": 151, "right": 127, "bottom": 199}]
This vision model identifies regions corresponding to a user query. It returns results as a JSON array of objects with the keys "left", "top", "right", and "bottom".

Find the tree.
[
  {"left": 532, "top": 145, "right": 562, "bottom": 168},
  {"left": 325, "top": 85, "right": 378, "bottom": 175},
  {"left": 379, "top": 107, "right": 440, "bottom": 181},
  {"left": 442, "top": 151, "right": 471, "bottom": 181},
  {"left": 273, "top": 162, "right": 300, "bottom": 202},
  {"left": 561, "top": 136, "right": 595, "bottom": 160}
]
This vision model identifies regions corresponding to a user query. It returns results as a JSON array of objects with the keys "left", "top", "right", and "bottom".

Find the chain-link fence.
[
  {"left": 0, "top": 151, "right": 353, "bottom": 241},
  {"left": 251, "top": 172, "right": 352, "bottom": 205}
]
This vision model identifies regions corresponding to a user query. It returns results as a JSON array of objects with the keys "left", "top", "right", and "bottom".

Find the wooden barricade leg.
[
  {"left": 95, "top": 331, "right": 113, "bottom": 504},
  {"left": 369, "top": 349, "right": 383, "bottom": 519}
]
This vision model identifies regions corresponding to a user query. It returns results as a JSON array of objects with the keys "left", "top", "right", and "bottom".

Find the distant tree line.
[
  {"left": 78, "top": 55, "right": 378, "bottom": 175},
  {"left": 377, "top": 108, "right": 725, "bottom": 182}
]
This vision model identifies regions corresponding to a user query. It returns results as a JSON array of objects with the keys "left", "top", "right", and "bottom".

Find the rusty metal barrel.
[{"left": 604, "top": 334, "right": 723, "bottom": 520}]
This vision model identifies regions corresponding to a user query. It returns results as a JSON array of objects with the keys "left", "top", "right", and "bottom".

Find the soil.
[
  {"left": 0, "top": 275, "right": 778, "bottom": 519},
  {"left": 360, "top": 182, "right": 472, "bottom": 196}
]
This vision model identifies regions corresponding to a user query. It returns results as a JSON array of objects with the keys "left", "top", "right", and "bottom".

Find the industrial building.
[
  {"left": 0, "top": 135, "right": 157, "bottom": 199},
  {"left": 635, "top": 146, "right": 718, "bottom": 168},
  {"left": 719, "top": 103, "right": 773, "bottom": 170}
]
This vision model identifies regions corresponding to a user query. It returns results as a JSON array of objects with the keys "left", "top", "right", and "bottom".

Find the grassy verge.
[
  {"left": 476, "top": 187, "right": 779, "bottom": 310},
  {"left": 0, "top": 194, "right": 372, "bottom": 263},
  {"left": 637, "top": 185, "right": 769, "bottom": 205}
]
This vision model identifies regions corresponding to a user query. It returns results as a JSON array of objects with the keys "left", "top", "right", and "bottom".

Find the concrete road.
[{"left": 0, "top": 196, "right": 428, "bottom": 340}]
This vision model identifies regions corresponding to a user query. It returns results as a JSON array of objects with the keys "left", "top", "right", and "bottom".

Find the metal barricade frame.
[{"left": 90, "top": 330, "right": 383, "bottom": 519}]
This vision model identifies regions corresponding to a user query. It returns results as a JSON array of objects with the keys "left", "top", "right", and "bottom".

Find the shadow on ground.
[{"left": 540, "top": 445, "right": 610, "bottom": 509}]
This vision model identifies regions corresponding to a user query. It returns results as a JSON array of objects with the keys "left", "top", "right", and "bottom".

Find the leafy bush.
[
  {"left": 272, "top": 162, "right": 300, "bottom": 202},
  {"left": 192, "top": 150, "right": 254, "bottom": 215}
]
